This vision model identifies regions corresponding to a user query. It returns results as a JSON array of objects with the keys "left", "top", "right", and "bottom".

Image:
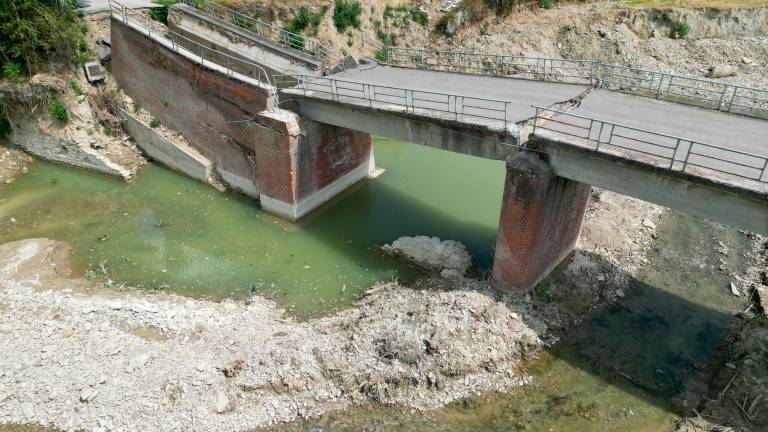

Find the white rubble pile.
[
  {"left": 0, "top": 238, "right": 544, "bottom": 432},
  {"left": 382, "top": 236, "right": 472, "bottom": 278}
]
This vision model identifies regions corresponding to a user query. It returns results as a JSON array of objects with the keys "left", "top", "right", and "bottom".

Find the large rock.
[
  {"left": 382, "top": 236, "right": 472, "bottom": 278},
  {"left": 706, "top": 65, "right": 739, "bottom": 78}
]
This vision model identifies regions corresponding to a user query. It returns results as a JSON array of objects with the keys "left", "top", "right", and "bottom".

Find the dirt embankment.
[
  {"left": 0, "top": 188, "right": 665, "bottom": 431},
  {"left": 0, "top": 147, "right": 33, "bottom": 185}
]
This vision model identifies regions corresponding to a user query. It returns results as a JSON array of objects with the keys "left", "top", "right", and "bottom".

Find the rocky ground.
[
  {"left": 0, "top": 187, "right": 665, "bottom": 431},
  {"left": 0, "top": 147, "right": 33, "bottom": 186}
]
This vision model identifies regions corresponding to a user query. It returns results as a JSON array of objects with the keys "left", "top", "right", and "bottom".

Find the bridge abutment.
[{"left": 492, "top": 152, "right": 591, "bottom": 293}]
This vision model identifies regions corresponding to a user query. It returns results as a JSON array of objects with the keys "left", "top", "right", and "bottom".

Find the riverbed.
[{"left": 0, "top": 138, "right": 504, "bottom": 318}]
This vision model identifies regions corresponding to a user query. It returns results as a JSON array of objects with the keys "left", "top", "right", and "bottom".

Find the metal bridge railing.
[
  {"left": 179, "top": 0, "right": 345, "bottom": 71},
  {"left": 288, "top": 75, "right": 513, "bottom": 130},
  {"left": 384, "top": 47, "right": 599, "bottom": 85},
  {"left": 531, "top": 106, "right": 768, "bottom": 186},
  {"left": 109, "top": 0, "right": 276, "bottom": 95},
  {"left": 376, "top": 46, "right": 768, "bottom": 120}
]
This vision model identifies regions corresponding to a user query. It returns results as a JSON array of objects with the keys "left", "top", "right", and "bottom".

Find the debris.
[
  {"left": 214, "top": 390, "right": 229, "bottom": 413},
  {"left": 641, "top": 219, "right": 656, "bottom": 230},
  {"left": 221, "top": 359, "right": 246, "bottom": 378},
  {"left": 706, "top": 65, "right": 739, "bottom": 78},
  {"left": 729, "top": 281, "right": 741, "bottom": 297}
]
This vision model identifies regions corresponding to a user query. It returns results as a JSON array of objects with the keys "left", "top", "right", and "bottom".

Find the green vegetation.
[
  {"left": 149, "top": 117, "right": 161, "bottom": 128},
  {"left": 49, "top": 100, "right": 68, "bottom": 122},
  {"left": 375, "top": 48, "right": 389, "bottom": 62},
  {"left": 133, "top": 101, "right": 142, "bottom": 112},
  {"left": 148, "top": 0, "right": 179, "bottom": 23},
  {"left": 103, "top": 126, "right": 112, "bottom": 136},
  {"left": 674, "top": 19, "right": 691, "bottom": 38},
  {"left": 284, "top": 6, "right": 326, "bottom": 35},
  {"left": 2, "top": 62, "right": 22, "bottom": 79},
  {"left": 382, "top": 4, "right": 428, "bottom": 27},
  {"left": 332, "top": 0, "right": 361, "bottom": 32},
  {"left": 0, "top": 0, "right": 86, "bottom": 76},
  {"left": 537, "top": 0, "right": 553, "bottom": 8},
  {"left": 69, "top": 79, "right": 84, "bottom": 96}
]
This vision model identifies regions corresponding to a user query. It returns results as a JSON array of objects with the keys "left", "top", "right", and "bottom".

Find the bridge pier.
[
  {"left": 492, "top": 152, "right": 591, "bottom": 293},
  {"left": 254, "top": 110, "right": 374, "bottom": 220}
]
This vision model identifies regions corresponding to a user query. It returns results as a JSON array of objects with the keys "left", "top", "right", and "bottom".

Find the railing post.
[
  {"left": 606, "top": 123, "right": 615, "bottom": 150},
  {"left": 682, "top": 142, "right": 693, "bottom": 173},
  {"left": 760, "top": 158, "right": 768, "bottom": 182},
  {"left": 655, "top": 73, "right": 665, "bottom": 99},
  {"left": 717, "top": 85, "right": 728, "bottom": 111},
  {"left": 595, "top": 120, "right": 605, "bottom": 151},
  {"left": 531, "top": 107, "right": 540, "bottom": 136},
  {"left": 727, "top": 87, "right": 738, "bottom": 113},
  {"left": 671, "top": 138, "right": 681, "bottom": 169}
]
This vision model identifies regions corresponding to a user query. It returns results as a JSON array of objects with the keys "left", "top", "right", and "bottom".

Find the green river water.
[{"left": 0, "top": 138, "right": 750, "bottom": 431}]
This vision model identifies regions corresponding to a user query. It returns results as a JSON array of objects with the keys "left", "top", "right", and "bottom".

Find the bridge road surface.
[
  {"left": 331, "top": 64, "right": 590, "bottom": 125},
  {"left": 329, "top": 65, "right": 768, "bottom": 189}
]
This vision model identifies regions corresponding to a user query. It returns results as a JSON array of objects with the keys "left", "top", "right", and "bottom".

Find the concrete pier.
[{"left": 492, "top": 152, "right": 592, "bottom": 292}]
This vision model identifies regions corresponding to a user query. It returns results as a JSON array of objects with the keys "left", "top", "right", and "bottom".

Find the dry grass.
[{"left": 613, "top": 0, "right": 768, "bottom": 8}]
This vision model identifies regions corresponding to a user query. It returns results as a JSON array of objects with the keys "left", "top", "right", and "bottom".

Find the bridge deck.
[{"left": 333, "top": 65, "right": 588, "bottom": 124}]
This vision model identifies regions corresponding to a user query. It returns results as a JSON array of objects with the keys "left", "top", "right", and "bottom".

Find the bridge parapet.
[{"left": 374, "top": 46, "right": 768, "bottom": 120}]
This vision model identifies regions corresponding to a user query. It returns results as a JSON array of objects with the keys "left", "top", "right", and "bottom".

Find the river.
[{"left": 0, "top": 138, "right": 750, "bottom": 430}]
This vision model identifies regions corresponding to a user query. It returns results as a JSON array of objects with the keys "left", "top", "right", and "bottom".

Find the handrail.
[
  {"left": 372, "top": 45, "right": 768, "bottom": 120},
  {"left": 531, "top": 105, "right": 768, "bottom": 186},
  {"left": 108, "top": 0, "right": 277, "bottom": 99},
  {"left": 287, "top": 74, "right": 514, "bottom": 130},
  {"left": 179, "top": 0, "right": 344, "bottom": 70}
]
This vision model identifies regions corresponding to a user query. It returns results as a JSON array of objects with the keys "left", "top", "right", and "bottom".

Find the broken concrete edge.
[
  {"left": 170, "top": 3, "right": 325, "bottom": 72},
  {"left": 120, "top": 109, "right": 213, "bottom": 183},
  {"left": 111, "top": 15, "right": 277, "bottom": 103},
  {"left": 260, "top": 160, "right": 373, "bottom": 221},
  {"left": 531, "top": 135, "right": 768, "bottom": 235}
]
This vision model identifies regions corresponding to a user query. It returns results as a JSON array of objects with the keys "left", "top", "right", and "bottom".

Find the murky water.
[
  {"left": 0, "top": 138, "right": 504, "bottom": 318},
  {"left": 0, "top": 138, "right": 750, "bottom": 431},
  {"left": 275, "top": 211, "right": 749, "bottom": 431}
]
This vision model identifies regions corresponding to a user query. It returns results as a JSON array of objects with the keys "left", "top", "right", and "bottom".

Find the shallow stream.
[{"left": 0, "top": 138, "right": 750, "bottom": 431}]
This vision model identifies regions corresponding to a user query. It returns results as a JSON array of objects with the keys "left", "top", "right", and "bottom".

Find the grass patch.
[
  {"left": 69, "top": 79, "right": 83, "bottom": 96},
  {"left": 49, "top": 100, "right": 68, "bottom": 122},
  {"left": 149, "top": 117, "right": 160, "bottom": 128},
  {"left": 332, "top": 0, "right": 361, "bottom": 32}
]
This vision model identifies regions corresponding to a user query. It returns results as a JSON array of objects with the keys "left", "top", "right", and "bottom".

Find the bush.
[
  {"left": 0, "top": 0, "right": 83, "bottom": 75},
  {"left": 2, "top": 62, "right": 22, "bottom": 79},
  {"left": 69, "top": 79, "right": 83, "bottom": 96},
  {"left": 674, "top": 20, "right": 690, "bottom": 39},
  {"left": 537, "top": 0, "right": 553, "bottom": 9},
  {"left": 333, "top": 0, "right": 361, "bottom": 32},
  {"left": 374, "top": 48, "right": 389, "bottom": 62},
  {"left": 49, "top": 100, "right": 68, "bottom": 122},
  {"left": 148, "top": 0, "right": 178, "bottom": 23},
  {"left": 149, "top": 117, "right": 160, "bottom": 128},
  {"left": 132, "top": 102, "right": 142, "bottom": 112},
  {"left": 103, "top": 126, "right": 112, "bottom": 136},
  {"left": 411, "top": 9, "right": 428, "bottom": 26}
]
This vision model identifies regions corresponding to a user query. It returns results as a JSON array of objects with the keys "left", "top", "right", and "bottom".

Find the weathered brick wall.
[
  {"left": 492, "top": 152, "right": 592, "bottom": 292},
  {"left": 112, "top": 18, "right": 372, "bottom": 216},
  {"left": 111, "top": 17, "right": 270, "bottom": 189}
]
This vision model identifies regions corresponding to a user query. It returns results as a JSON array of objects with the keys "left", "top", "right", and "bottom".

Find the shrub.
[
  {"left": 333, "top": 0, "right": 361, "bottom": 32},
  {"left": 374, "top": 48, "right": 389, "bottom": 62},
  {"left": 411, "top": 9, "right": 428, "bottom": 26},
  {"left": 2, "top": 62, "right": 22, "bottom": 79},
  {"left": 103, "top": 126, "right": 112, "bottom": 136},
  {"left": 149, "top": 117, "right": 160, "bottom": 128},
  {"left": 132, "top": 101, "right": 142, "bottom": 112},
  {"left": 537, "top": 0, "right": 553, "bottom": 9},
  {"left": 0, "top": 0, "right": 83, "bottom": 75},
  {"left": 674, "top": 20, "right": 690, "bottom": 39},
  {"left": 49, "top": 101, "right": 68, "bottom": 122},
  {"left": 148, "top": 0, "right": 179, "bottom": 23},
  {"left": 69, "top": 79, "right": 83, "bottom": 96},
  {"left": 80, "top": 24, "right": 88, "bottom": 34}
]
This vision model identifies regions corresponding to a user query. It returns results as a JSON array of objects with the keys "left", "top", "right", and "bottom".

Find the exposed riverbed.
[{"left": 0, "top": 138, "right": 504, "bottom": 318}]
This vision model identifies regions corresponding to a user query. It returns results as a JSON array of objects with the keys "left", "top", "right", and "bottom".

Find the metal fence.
[
  {"left": 289, "top": 75, "right": 513, "bottom": 129},
  {"left": 385, "top": 47, "right": 599, "bottom": 85},
  {"left": 179, "top": 0, "right": 345, "bottom": 70},
  {"left": 378, "top": 46, "right": 768, "bottom": 120},
  {"left": 531, "top": 106, "right": 768, "bottom": 185},
  {"left": 109, "top": 0, "right": 276, "bottom": 94}
]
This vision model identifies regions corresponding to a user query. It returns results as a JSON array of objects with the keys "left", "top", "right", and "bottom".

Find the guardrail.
[
  {"left": 531, "top": 106, "right": 768, "bottom": 186},
  {"left": 287, "top": 74, "right": 513, "bottom": 129},
  {"left": 375, "top": 46, "right": 768, "bottom": 120},
  {"left": 384, "top": 47, "right": 599, "bottom": 85},
  {"left": 109, "top": 0, "right": 276, "bottom": 95},
  {"left": 179, "top": 0, "right": 345, "bottom": 70}
]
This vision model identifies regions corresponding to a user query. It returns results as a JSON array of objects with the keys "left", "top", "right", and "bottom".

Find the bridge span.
[{"left": 108, "top": 0, "right": 767, "bottom": 294}]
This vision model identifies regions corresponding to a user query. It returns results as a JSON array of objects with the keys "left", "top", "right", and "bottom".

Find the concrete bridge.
[{"left": 107, "top": 0, "right": 767, "bottom": 293}]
